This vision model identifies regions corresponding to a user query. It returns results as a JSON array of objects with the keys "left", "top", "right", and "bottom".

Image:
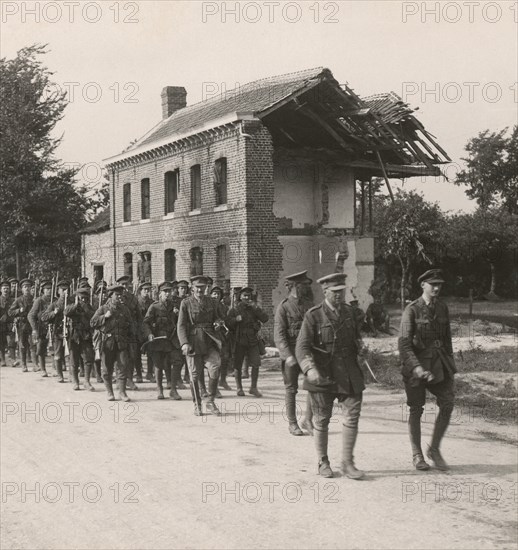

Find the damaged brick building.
[{"left": 81, "top": 67, "right": 449, "bottom": 338}]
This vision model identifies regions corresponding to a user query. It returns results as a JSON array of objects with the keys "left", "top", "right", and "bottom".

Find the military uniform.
[
  {"left": 227, "top": 288, "right": 268, "bottom": 397},
  {"left": 91, "top": 281, "right": 108, "bottom": 382},
  {"left": 137, "top": 283, "right": 155, "bottom": 382},
  {"left": 91, "top": 284, "right": 135, "bottom": 401},
  {"left": 65, "top": 288, "right": 95, "bottom": 391},
  {"left": 28, "top": 280, "right": 53, "bottom": 376},
  {"left": 398, "top": 268, "right": 456, "bottom": 471},
  {"left": 41, "top": 281, "right": 70, "bottom": 382},
  {"left": 295, "top": 273, "right": 365, "bottom": 479},
  {"left": 143, "top": 282, "right": 184, "bottom": 400},
  {"left": 0, "top": 282, "right": 15, "bottom": 366},
  {"left": 178, "top": 276, "right": 225, "bottom": 415},
  {"left": 8, "top": 279, "right": 38, "bottom": 372},
  {"left": 274, "top": 270, "right": 314, "bottom": 435},
  {"left": 211, "top": 287, "right": 231, "bottom": 392}
]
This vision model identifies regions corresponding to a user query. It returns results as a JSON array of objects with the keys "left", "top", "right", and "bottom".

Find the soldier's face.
[
  {"left": 178, "top": 287, "right": 187, "bottom": 297},
  {"left": 211, "top": 291, "right": 222, "bottom": 301},
  {"left": 111, "top": 291, "right": 124, "bottom": 306},
  {"left": 141, "top": 288, "right": 150, "bottom": 298},
  {"left": 421, "top": 281, "right": 442, "bottom": 300},
  {"left": 43, "top": 288, "right": 51, "bottom": 297},
  {"left": 10, "top": 284, "right": 17, "bottom": 293},
  {"left": 241, "top": 292, "right": 252, "bottom": 304},
  {"left": 1, "top": 286, "right": 9, "bottom": 297},
  {"left": 193, "top": 285, "right": 205, "bottom": 299},
  {"left": 21, "top": 285, "right": 31, "bottom": 296},
  {"left": 159, "top": 289, "right": 171, "bottom": 303},
  {"left": 324, "top": 288, "right": 344, "bottom": 307}
]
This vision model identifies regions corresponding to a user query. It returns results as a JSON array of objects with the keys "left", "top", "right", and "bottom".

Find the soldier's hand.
[
  {"left": 413, "top": 366, "right": 434, "bottom": 382},
  {"left": 285, "top": 355, "right": 298, "bottom": 368},
  {"left": 54, "top": 308, "right": 59, "bottom": 314},
  {"left": 32, "top": 331, "right": 38, "bottom": 341},
  {"left": 236, "top": 315, "right": 243, "bottom": 322},
  {"left": 181, "top": 343, "right": 192, "bottom": 355},
  {"left": 173, "top": 307, "right": 179, "bottom": 314},
  {"left": 19, "top": 307, "right": 24, "bottom": 313},
  {"left": 306, "top": 367, "right": 327, "bottom": 386},
  {"left": 148, "top": 334, "right": 154, "bottom": 342},
  {"left": 104, "top": 310, "right": 112, "bottom": 319}
]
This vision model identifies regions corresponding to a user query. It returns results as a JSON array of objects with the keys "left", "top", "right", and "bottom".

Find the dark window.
[
  {"left": 141, "top": 178, "right": 150, "bottom": 219},
  {"left": 164, "top": 170, "right": 179, "bottom": 214},
  {"left": 93, "top": 265, "right": 104, "bottom": 284},
  {"left": 214, "top": 158, "right": 227, "bottom": 205},
  {"left": 123, "top": 183, "right": 131, "bottom": 222},
  {"left": 164, "top": 249, "right": 176, "bottom": 281},
  {"left": 189, "top": 247, "right": 203, "bottom": 277},
  {"left": 216, "top": 244, "right": 230, "bottom": 288},
  {"left": 137, "top": 251, "right": 152, "bottom": 283},
  {"left": 123, "top": 253, "right": 133, "bottom": 281},
  {"left": 190, "top": 164, "right": 201, "bottom": 210}
]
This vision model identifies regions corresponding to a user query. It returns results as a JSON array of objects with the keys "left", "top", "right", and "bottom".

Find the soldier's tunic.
[
  {"left": 295, "top": 301, "right": 364, "bottom": 432},
  {"left": 137, "top": 294, "right": 154, "bottom": 377},
  {"left": 42, "top": 296, "right": 68, "bottom": 378},
  {"left": 227, "top": 302, "right": 268, "bottom": 369},
  {"left": 28, "top": 295, "right": 51, "bottom": 357},
  {"left": 178, "top": 295, "right": 224, "bottom": 402},
  {"left": 91, "top": 301, "right": 135, "bottom": 382},
  {"left": 0, "top": 294, "right": 15, "bottom": 362},
  {"left": 64, "top": 301, "right": 95, "bottom": 385},
  {"left": 398, "top": 296, "right": 456, "bottom": 409},
  {"left": 9, "top": 295, "right": 37, "bottom": 368},
  {"left": 123, "top": 291, "right": 142, "bottom": 380}
]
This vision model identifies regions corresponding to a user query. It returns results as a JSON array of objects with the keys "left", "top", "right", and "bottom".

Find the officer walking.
[
  {"left": 65, "top": 287, "right": 96, "bottom": 391},
  {"left": 28, "top": 280, "right": 53, "bottom": 377},
  {"left": 227, "top": 287, "right": 268, "bottom": 397},
  {"left": 398, "top": 268, "right": 456, "bottom": 471},
  {"left": 178, "top": 276, "right": 225, "bottom": 416},
  {"left": 91, "top": 284, "right": 135, "bottom": 402},
  {"left": 274, "top": 271, "right": 314, "bottom": 436},
  {"left": 295, "top": 273, "right": 365, "bottom": 480},
  {"left": 0, "top": 280, "right": 15, "bottom": 366}
]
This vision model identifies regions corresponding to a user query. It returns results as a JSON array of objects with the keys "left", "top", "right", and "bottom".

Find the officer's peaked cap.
[
  {"left": 317, "top": 273, "right": 347, "bottom": 291},
  {"left": 418, "top": 269, "right": 445, "bottom": 285}
]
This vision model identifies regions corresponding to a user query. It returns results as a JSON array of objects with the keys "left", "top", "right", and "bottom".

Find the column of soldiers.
[{"left": 0, "top": 267, "right": 456, "bottom": 476}]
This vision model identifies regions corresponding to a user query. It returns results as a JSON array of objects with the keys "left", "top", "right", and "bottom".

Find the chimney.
[{"left": 161, "top": 86, "right": 187, "bottom": 119}]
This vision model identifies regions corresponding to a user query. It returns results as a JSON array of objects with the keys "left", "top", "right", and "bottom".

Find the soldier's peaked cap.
[
  {"left": 40, "top": 280, "right": 53, "bottom": 289},
  {"left": 177, "top": 280, "right": 189, "bottom": 287},
  {"left": 158, "top": 281, "right": 174, "bottom": 292},
  {"left": 1, "top": 280, "right": 11, "bottom": 287},
  {"left": 418, "top": 269, "right": 445, "bottom": 285},
  {"left": 95, "top": 280, "right": 107, "bottom": 291},
  {"left": 56, "top": 280, "right": 70, "bottom": 288},
  {"left": 8, "top": 277, "right": 18, "bottom": 283},
  {"left": 317, "top": 273, "right": 347, "bottom": 291},
  {"left": 285, "top": 270, "right": 312, "bottom": 284},
  {"left": 78, "top": 281, "right": 91, "bottom": 289},
  {"left": 116, "top": 275, "right": 131, "bottom": 283},
  {"left": 75, "top": 287, "right": 91, "bottom": 297},
  {"left": 78, "top": 277, "right": 89, "bottom": 283},
  {"left": 138, "top": 282, "right": 152, "bottom": 290},
  {"left": 211, "top": 286, "right": 223, "bottom": 294},
  {"left": 19, "top": 278, "right": 33, "bottom": 287},
  {"left": 239, "top": 287, "right": 254, "bottom": 295},
  {"left": 190, "top": 275, "right": 208, "bottom": 287},
  {"left": 107, "top": 284, "right": 125, "bottom": 295}
]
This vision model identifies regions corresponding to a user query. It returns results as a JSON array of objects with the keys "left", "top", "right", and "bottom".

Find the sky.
[{"left": 2, "top": 0, "right": 517, "bottom": 212}]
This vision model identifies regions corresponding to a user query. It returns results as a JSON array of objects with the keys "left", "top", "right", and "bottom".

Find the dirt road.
[{"left": 1, "top": 361, "right": 516, "bottom": 550}]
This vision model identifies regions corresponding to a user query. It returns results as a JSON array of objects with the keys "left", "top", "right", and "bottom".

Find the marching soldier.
[
  {"left": 204, "top": 276, "right": 214, "bottom": 296},
  {"left": 295, "top": 273, "right": 365, "bottom": 480},
  {"left": 178, "top": 275, "right": 226, "bottom": 416},
  {"left": 274, "top": 271, "right": 314, "bottom": 436},
  {"left": 42, "top": 280, "right": 70, "bottom": 382},
  {"left": 211, "top": 286, "right": 232, "bottom": 392},
  {"left": 176, "top": 280, "right": 190, "bottom": 384},
  {"left": 91, "top": 284, "right": 135, "bottom": 402},
  {"left": 65, "top": 287, "right": 96, "bottom": 391},
  {"left": 28, "top": 280, "right": 53, "bottom": 376},
  {"left": 398, "top": 268, "right": 456, "bottom": 471},
  {"left": 170, "top": 281, "right": 188, "bottom": 390},
  {"left": 9, "top": 278, "right": 18, "bottom": 297},
  {"left": 227, "top": 287, "right": 268, "bottom": 397},
  {"left": 0, "top": 280, "right": 15, "bottom": 366},
  {"left": 92, "top": 280, "right": 107, "bottom": 383},
  {"left": 137, "top": 282, "right": 155, "bottom": 382},
  {"left": 8, "top": 279, "right": 38, "bottom": 372},
  {"left": 116, "top": 275, "right": 141, "bottom": 391},
  {"left": 143, "top": 281, "right": 183, "bottom": 400}
]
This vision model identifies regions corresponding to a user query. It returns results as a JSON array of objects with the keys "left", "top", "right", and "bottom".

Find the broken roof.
[
  {"left": 105, "top": 67, "right": 450, "bottom": 176},
  {"left": 80, "top": 207, "right": 110, "bottom": 235}
]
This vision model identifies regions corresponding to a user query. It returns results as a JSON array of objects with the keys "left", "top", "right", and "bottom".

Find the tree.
[
  {"left": 373, "top": 190, "right": 446, "bottom": 309},
  {"left": 0, "top": 44, "right": 99, "bottom": 279},
  {"left": 455, "top": 127, "right": 518, "bottom": 214}
]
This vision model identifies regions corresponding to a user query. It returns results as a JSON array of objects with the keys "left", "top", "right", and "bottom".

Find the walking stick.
[{"left": 185, "top": 351, "right": 202, "bottom": 413}]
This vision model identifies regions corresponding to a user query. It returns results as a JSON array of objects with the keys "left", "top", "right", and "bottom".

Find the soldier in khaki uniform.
[
  {"left": 274, "top": 270, "right": 314, "bottom": 436},
  {"left": 92, "top": 280, "right": 107, "bottom": 382},
  {"left": 0, "top": 280, "right": 15, "bottom": 366},
  {"left": 295, "top": 273, "right": 365, "bottom": 480},
  {"left": 137, "top": 282, "right": 154, "bottom": 383},
  {"left": 8, "top": 279, "right": 38, "bottom": 372},
  {"left": 91, "top": 284, "right": 135, "bottom": 402},
  {"left": 211, "top": 286, "right": 232, "bottom": 392},
  {"left": 28, "top": 280, "right": 53, "bottom": 376},
  {"left": 178, "top": 276, "right": 225, "bottom": 416},
  {"left": 399, "top": 268, "right": 456, "bottom": 471}
]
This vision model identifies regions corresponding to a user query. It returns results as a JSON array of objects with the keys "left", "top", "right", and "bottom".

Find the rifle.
[
  {"left": 94, "top": 282, "right": 105, "bottom": 361},
  {"left": 63, "top": 290, "right": 70, "bottom": 358},
  {"left": 46, "top": 277, "right": 56, "bottom": 353},
  {"left": 13, "top": 284, "right": 19, "bottom": 344}
]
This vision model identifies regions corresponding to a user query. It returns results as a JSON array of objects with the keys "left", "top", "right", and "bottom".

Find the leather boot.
[
  {"left": 39, "top": 356, "right": 48, "bottom": 377},
  {"left": 300, "top": 393, "right": 314, "bottom": 435},
  {"left": 206, "top": 379, "right": 221, "bottom": 416},
  {"left": 104, "top": 375, "right": 115, "bottom": 401},
  {"left": 248, "top": 366, "right": 262, "bottom": 397},
  {"left": 126, "top": 378, "right": 139, "bottom": 391},
  {"left": 341, "top": 426, "right": 364, "bottom": 480},
  {"left": 156, "top": 368, "right": 165, "bottom": 400},
  {"left": 84, "top": 363, "right": 95, "bottom": 391},
  {"left": 409, "top": 408, "right": 429, "bottom": 470},
  {"left": 286, "top": 390, "right": 303, "bottom": 435},
  {"left": 118, "top": 378, "right": 130, "bottom": 402},
  {"left": 315, "top": 429, "right": 333, "bottom": 477},
  {"left": 31, "top": 349, "right": 39, "bottom": 371},
  {"left": 0, "top": 350, "right": 6, "bottom": 367},
  {"left": 21, "top": 348, "right": 28, "bottom": 371},
  {"left": 189, "top": 372, "right": 202, "bottom": 411},
  {"left": 234, "top": 368, "right": 244, "bottom": 396},
  {"left": 71, "top": 364, "right": 80, "bottom": 390},
  {"left": 427, "top": 405, "right": 453, "bottom": 470},
  {"left": 199, "top": 369, "right": 208, "bottom": 398},
  {"left": 164, "top": 366, "right": 172, "bottom": 389},
  {"left": 219, "top": 372, "right": 232, "bottom": 391},
  {"left": 55, "top": 358, "right": 65, "bottom": 383},
  {"left": 242, "top": 358, "right": 249, "bottom": 379},
  {"left": 94, "top": 359, "right": 103, "bottom": 383}
]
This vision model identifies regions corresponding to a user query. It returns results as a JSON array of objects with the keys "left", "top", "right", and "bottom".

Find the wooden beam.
[
  {"left": 375, "top": 150, "right": 395, "bottom": 203},
  {"left": 297, "top": 104, "right": 355, "bottom": 152}
]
